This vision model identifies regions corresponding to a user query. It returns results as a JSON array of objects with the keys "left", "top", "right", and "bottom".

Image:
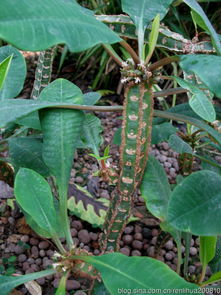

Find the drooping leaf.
[
  {"left": 168, "top": 170, "right": 221, "bottom": 235},
  {"left": 140, "top": 155, "right": 171, "bottom": 221},
  {"left": 15, "top": 168, "right": 59, "bottom": 238},
  {"left": 0, "top": 269, "right": 56, "bottom": 295},
  {"left": 9, "top": 137, "right": 50, "bottom": 177},
  {"left": 68, "top": 184, "right": 108, "bottom": 228},
  {"left": 168, "top": 134, "right": 193, "bottom": 154},
  {"left": 174, "top": 76, "right": 216, "bottom": 122},
  {"left": 82, "top": 253, "right": 202, "bottom": 294},
  {"left": 0, "top": 46, "right": 26, "bottom": 100},
  {"left": 0, "top": 55, "right": 13, "bottom": 90},
  {"left": 183, "top": 0, "right": 221, "bottom": 55},
  {"left": 179, "top": 55, "right": 221, "bottom": 98},
  {"left": 16, "top": 112, "right": 41, "bottom": 130},
  {"left": 0, "top": 0, "right": 120, "bottom": 52},
  {"left": 200, "top": 236, "right": 217, "bottom": 268},
  {"left": 39, "top": 79, "right": 84, "bottom": 192},
  {"left": 76, "top": 113, "right": 103, "bottom": 155},
  {"left": 151, "top": 122, "right": 177, "bottom": 145},
  {"left": 202, "top": 271, "right": 221, "bottom": 286}
]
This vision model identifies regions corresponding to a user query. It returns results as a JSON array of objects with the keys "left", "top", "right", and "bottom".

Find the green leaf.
[
  {"left": 183, "top": 0, "right": 221, "bottom": 55},
  {"left": 200, "top": 236, "right": 217, "bottom": 268},
  {"left": 68, "top": 184, "right": 109, "bottom": 228},
  {"left": 16, "top": 112, "right": 41, "bottom": 130},
  {"left": 83, "top": 92, "right": 101, "bottom": 106},
  {"left": 83, "top": 253, "right": 202, "bottom": 294},
  {"left": 209, "top": 236, "right": 221, "bottom": 273},
  {"left": 121, "top": 0, "right": 173, "bottom": 59},
  {"left": 0, "top": 46, "right": 26, "bottom": 100},
  {"left": 201, "top": 155, "right": 221, "bottom": 175},
  {"left": 140, "top": 155, "right": 171, "bottom": 221},
  {"left": 202, "top": 271, "right": 221, "bottom": 286},
  {"left": 168, "top": 134, "right": 193, "bottom": 154},
  {"left": 0, "top": 269, "right": 56, "bottom": 295},
  {"left": 39, "top": 79, "right": 84, "bottom": 192},
  {"left": 168, "top": 170, "right": 221, "bottom": 236},
  {"left": 55, "top": 273, "right": 68, "bottom": 295},
  {"left": 174, "top": 76, "right": 216, "bottom": 122},
  {"left": 15, "top": 168, "right": 59, "bottom": 238},
  {"left": 179, "top": 55, "right": 221, "bottom": 98},
  {"left": 152, "top": 122, "right": 177, "bottom": 144},
  {"left": 0, "top": 0, "right": 120, "bottom": 52},
  {"left": 9, "top": 137, "right": 50, "bottom": 177},
  {"left": 0, "top": 55, "right": 13, "bottom": 90},
  {"left": 77, "top": 113, "right": 103, "bottom": 156},
  {"left": 92, "top": 281, "right": 111, "bottom": 295},
  {"left": 146, "top": 14, "right": 160, "bottom": 63}
]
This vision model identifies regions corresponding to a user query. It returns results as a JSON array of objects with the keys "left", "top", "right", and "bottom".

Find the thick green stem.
[
  {"left": 176, "top": 241, "right": 182, "bottom": 274},
  {"left": 100, "top": 82, "right": 154, "bottom": 252},
  {"left": 183, "top": 233, "right": 192, "bottom": 278},
  {"left": 198, "top": 265, "right": 207, "bottom": 284},
  {"left": 53, "top": 235, "right": 66, "bottom": 255}
]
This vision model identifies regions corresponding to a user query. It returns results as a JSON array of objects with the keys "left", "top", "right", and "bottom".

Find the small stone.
[
  {"left": 42, "top": 257, "right": 52, "bottom": 269},
  {"left": 30, "top": 264, "right": 40, "bottom": 272},
  {"left": 53, "top": 278, "right": 60, "bottom": 288},
  {"left": 151, "top": 229, "right": 158, "bottom": 237},
  {"left": 120, "top": 247, "right": 130, "bottom": 256},
  {"left": 164, "top": 162, "right": 172, "bottom": 168},
  {"left": 18, "top": 254, "right": 27, "bottom": 263},
  {"left": 8, "top": 217, "right": 15, "bottom": 224},
  {"left": 73, "top": 238, "right": 79, "bottom": 246},
  {"left": 100, "top": 190, "right": 110, "bottom": 199},
  {"left": 46, "top": 250, "right": 54, "bottom": 257},
  {"left": 83, "top": 245, "right": 90, "bottom": 251},
  {"left": 89, "top": 232, "right": 98, "bottom": 241},
  {"left": 147, "top": 246, "right": 155, "bottom": 257},
  {"left": 75, "top": 176, "right": 84, "bottom": 184},
  {"left": 132, "top": 240, "right": 143, "bottom": 250},
  {"left": 189, "top": 247, "right": 197, "bottom": 256},
  {"left": 165, "top": 252, "right": 173, "bottom": 261},
  {"left": 159, "top": 155, "right": 167, "bottom": 163},
  {"left": 188, "top": 265, "right": 196, "bottom": 274},
  {"left": 22, "top": 262, "right": 30, "bottom": 271},
  {"left": 131, "top": 250, "right": 141, "bottom": 256},
  {"left": 134, "top": 225, "right": 142, "bottom": 233},
  {"left": 142, "top": 228, "right": 152, "bottom": 239},
  {"left": 14, "top": 245, "right": 24, "bottom": 254},
  {"left": 39, "top": 250, "right": 46, "bottom": 257},
  {"left": 164, "top": 240, "right": 174, "bottom": 250},
  {"left": 71, "top": 228, "right": 78, "bottom": 237},
  {"left": 25, "top": 269, "right": 34, "bottom": 274},
  {"left": 74, "top": 292, "right": 87, "bottom": 295},
  {"left": 36, "top": 277, "right": 45, "bottom": 285},
  {"left": 66, "top": 280, "right": 81, "bottom": 290},
  {"left": 134, "top": 233, "right": 143, "bottom": 241},
  {"left": 30, "top": 238, "right": 39, "bottom": 246},
  {"left": 39, "top": 241, "right": 49, "bottom": 249},
  {"left": 122, "top": 235, "right": 133, "bottom": 245},
  {"left": 72, "top": 220, "right": 83, "bottom": 230},
  {"left": 31, "top": 246, "right": 39, "bottom": 258},
  {"left": 78, "top": 229, "right": 91, "bottom": 244},
  {"left": 21, "top": 235, "right": 29, "bottom": 243},
  {"left": 124, "top": 226, "right": 134, "bottom": 234},
  {"left": 94, "top": 249, "right": 100, "bottom": 255},
  {"left": 150, "top": 237, "right": 157, "bottom": 245},
  {"left": 195, "top": 238, "right": 200, "bottom": 246},
  {"left": 35, "top": 258, "right": 42, "bottom": 265}
]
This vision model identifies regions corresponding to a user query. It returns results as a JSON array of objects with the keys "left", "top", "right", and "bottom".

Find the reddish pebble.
[
  {"left": 66, "top": 280, "right": 81, "bottom": 290},
  {"left": 122, "top": 235, "right": 133, "bottom": 245},
  {"left": 39, "top": 241, "right": 49, "bottom": 249},
  {"left": 132, "top": 240, "right": 143, "bottom": 250},
  {"left": 131, "top": 250, "right": 141, "bottom": 256},
  {"left": 120, "top": 247, "right": 131, "bottom": 256}
]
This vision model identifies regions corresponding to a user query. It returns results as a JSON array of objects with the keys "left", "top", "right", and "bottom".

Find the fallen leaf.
[
  {"left": 16, "top": 217, "right": 33, "bottom": 235},
  {"left": 25, "top": 281, "right": 42, "bottom": 295}
]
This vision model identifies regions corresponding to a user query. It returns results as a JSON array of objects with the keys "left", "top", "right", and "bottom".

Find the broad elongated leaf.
[
  {"left": 179, "top": 55, "right": 221, "bottom": 98},
  {"left": 92, "top": 281, "right": 111, "bottom": 295},
  {"left": 55, "top": 273, "right": 68, "bottom": 295},
  {"left": 16, "top": 112, "right": 41, "bottom": 130},
  {"left": 0, "top": 0, "right": 120, "bottom": 52},
  {"left": 83, "top": 92, "right": 101, "bottom": 106},
  {"left": 0, "top": 269, "right": 56, "bottom": 295},
  {"left": 0, "top": 55, "right": 12, "bottom": 90},
  {"left": 168, "top": 170, "right": 221, "bottom": 235},
  {"left": 202, "top": 271, "right": 221, "bottom": 286},
  {"left": 83, "top": 254, "right": 202, "bottom": 294},
  {"left": 0, "top": 46, "right": 26, "bottom": 100},
  {"left": 78, "top": 113, "right": 103, "bottom": 155},
  {"left": 146, "top": 14, "right": 160, "bottom": 63},
  {"left": 200, "top": 236, "right": 217, "bottom": 267},
  {"left": 183, "top": 0, "right": 221, "bottom": 55},
  {"left": 9, "top": 137, "right": 50, "bottom": 177},
  {"left": 174, "top": 77, "right": 216, "bottom": 122},
  {"left": 209, "top": 236, "right": 221, "bottom": 273},
  {"left": 39, "top": 79, "right": 84, "bottom": 192},
  {"left": 140, "top": 155, "right": 171, "bottom": 221},
  {"left": 15, "top": 168, "right": 59, "bottom": 238},
  {"left": 168, "top": 134, "right": 193, "bottom": 154}
]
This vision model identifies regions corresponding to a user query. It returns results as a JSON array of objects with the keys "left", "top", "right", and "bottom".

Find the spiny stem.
[
  {"left": 149, "top": 56, "right": 180, "bottom": 71},
  {"left": 120, "top": 40, "right": 140, "bottom": 64}
]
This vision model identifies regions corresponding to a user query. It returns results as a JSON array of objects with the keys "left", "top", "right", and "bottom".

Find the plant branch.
[
  {"left": 149, "top": 56, "right": 180, "bottom": 71},
  {"left": 120, "top": 40, "right": 140, "bottom": 64},
  {"left": 102, "top": 44, "right": 124, "bottom": 67}
]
